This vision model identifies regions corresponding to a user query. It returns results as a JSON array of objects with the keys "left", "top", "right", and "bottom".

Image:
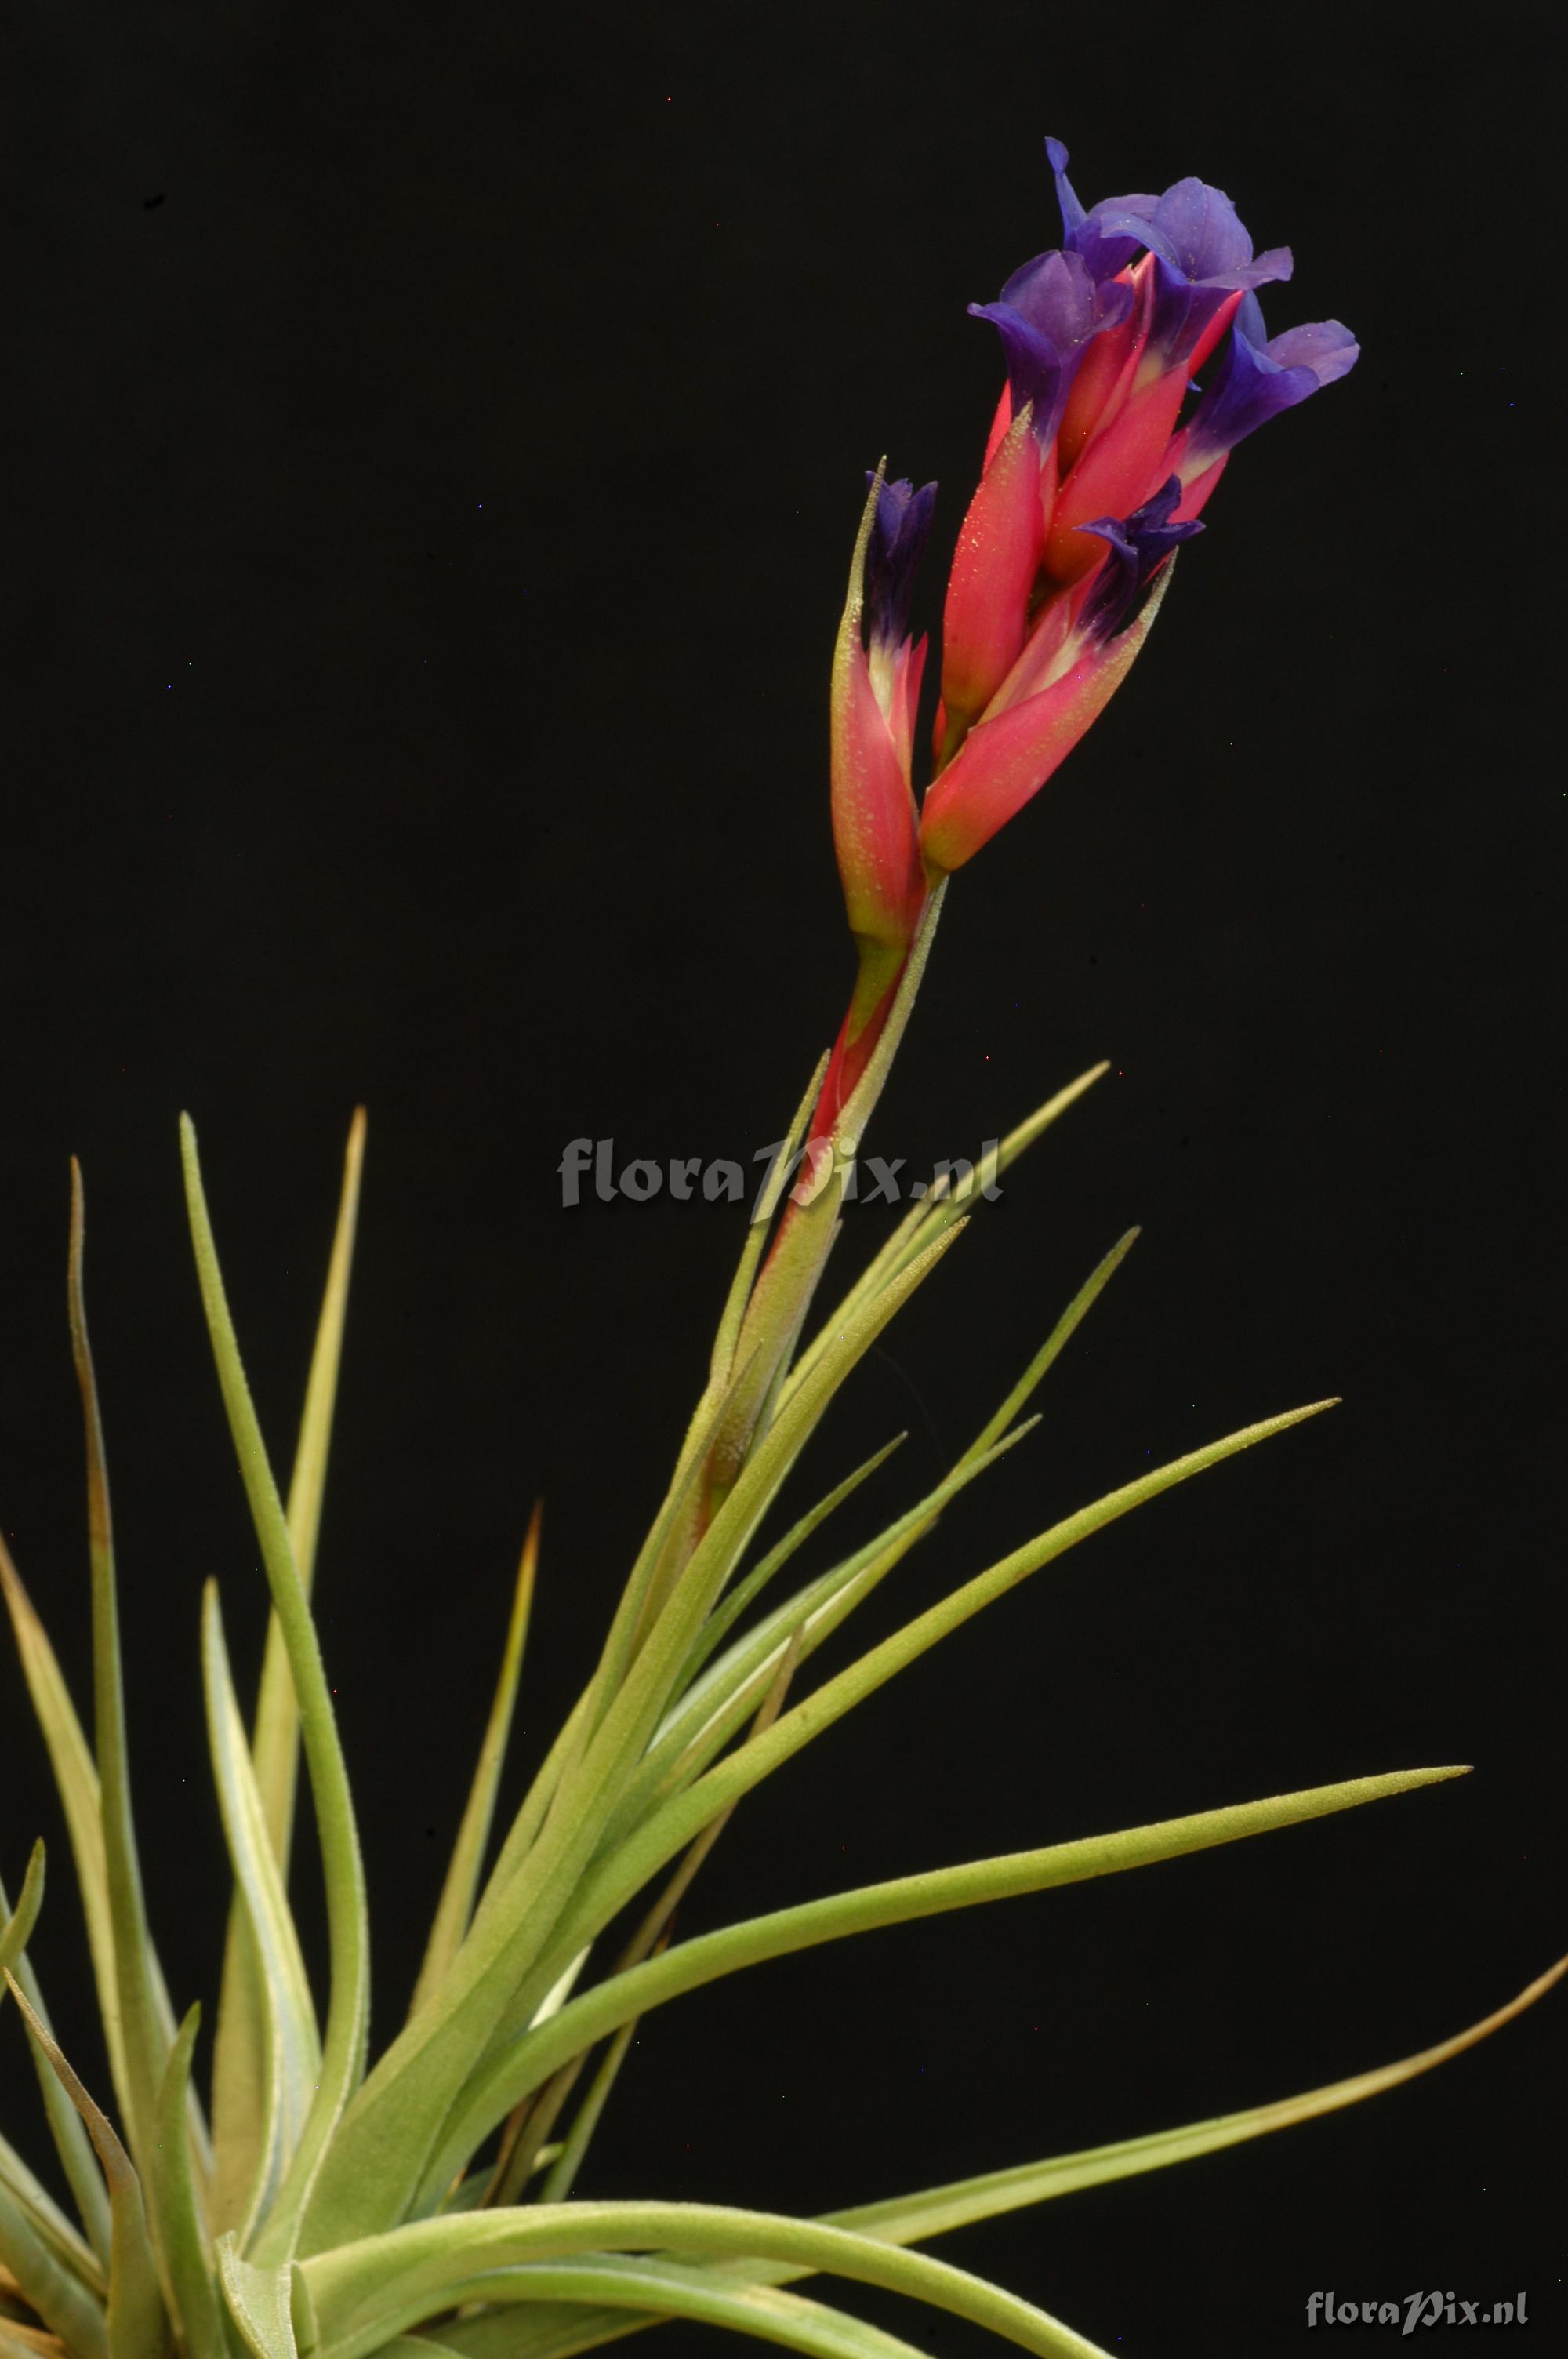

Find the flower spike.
[{"left": 913, "top": 130, "right": 1358, "bottom": 865}]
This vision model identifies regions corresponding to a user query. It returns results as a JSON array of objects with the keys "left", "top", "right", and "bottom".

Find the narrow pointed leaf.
[
  {"left": 0, "top": 1547, "right": 203, "bottom": 2188},
  {"left": 180, "top": 1116, "right": 369, "bottom": 2266},
  {"left": 212, "top": 1112, "right": 365, "bottom": 2243},
  {"left": 410, "top": 1505, "right": 540, "bottom": 2020},
  {"left": 671, "top": 1434, "right": 906, "bottom": 1701},
  {"left": 0, "top": 2182, "right": 107, "bottom": 2359},
  {"left": 534, "top": 2017, "right": 641, "bottom": 2208},
  {"left": 297, "top": 1224, "right": 968, "bottom": 2256},
  {"left": 479, "top": 1228, "right": 970, "bottom": 2053},
  {"left": 69, "top": 1165, "right": 172, "bottom": 2184},
  {"left": 449, "top": 1947, "right": 1568, "bottom": 2359},
  {"left": 0, "top": 1865, "right": 111, "bottom": 2268},
  {"left": 254, "top": 1105, "right": 368, "bottom": 1864},
  {"left": 708, "top": 1052, "right": 830, "bottom": 1393},
  {"left": 298, "top": 2201, "right": 1112, "bottom": 2359},
  {"left": 416, "top": 2261, "right": 940, "bottom": 2359},
  {"left": 0, "top": 1537, "right": 129, "bottom": 2117},
  {"left": 782, "top": 1063, "right": 1110, "bottom": 1408},
  {"left": 0, "top": 1847, "right": 44, "bottom": 1982},
  {"left": 502, "top": 1402, "right": 1340, "bottom": 2045},
  {"left": 619, "top": 1423, "right": 1043, "bottom": 1863},
  {"left": 0, "top": 2140, "right": 103, "bottom": 2301},
  {"left": 821, "top": 1944, "right": 1568, "bottom": 2240},
  {"left": 495, "top": 1642, "right": 795, "bottom": 2209},
  {"left": 957, "top": 1229, "right": 1138, "bottom": 1469},
  {"left": 149, "top": 2008, "right": 226, "bottom": 2359},
  {"left": 202, "top": 1582, "right": 322, "bottom": 2245},
  {"left": 426, "top": 1766, "right": 1461, "bottom": 2186},
  {"left": 5, "top": 1979, "right": 166, "bottom": 2359}
]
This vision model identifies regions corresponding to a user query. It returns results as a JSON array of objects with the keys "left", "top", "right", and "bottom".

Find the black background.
[{"left": 3, "top": 5, "right": 1563, "bottom": 2354}]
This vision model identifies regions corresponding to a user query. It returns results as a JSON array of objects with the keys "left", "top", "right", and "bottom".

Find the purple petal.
[
  {"left": 1045, "top": 136, "right": 1086, "bottom": 242},
  {"left": 1046, "top": 135, "right": 1160, "bottom": 281},
  {"left": 967, "top": 301, "right": 1065, "bottom": 435},
  {"left": 1184, "top": 318, "right": 1359, "bottom": 468},
  {"left": 1147, "top": 244, "right": 1294, "bottom": 371},
  {"left": 1265, "top": 320, "right": 1361, "bottom": 380},
  {"left": 1145, "top": 176, "right": 1255, "bottom": 281},
  {"left": 1077, "top": 476, "right": 1203, "bottom": 640},
  {"left": 999, "top": 248, "right": 1132, "bottom": 358},
  {"left": 974, "top": 251, "right": 1132, "bottom": 443},
  {"left": 862, "top": 473, "right": 937, "bottom": 652},
  {"left": 1070, "top": 194, "right": 1160, "bottom": 283}
]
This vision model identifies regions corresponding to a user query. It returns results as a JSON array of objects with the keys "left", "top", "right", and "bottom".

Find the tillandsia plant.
[{"left": 1, "top": 134, "right": 1562, "bottom": 2359}]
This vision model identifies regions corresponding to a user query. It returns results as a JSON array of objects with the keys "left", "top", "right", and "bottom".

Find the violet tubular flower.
[
  {"left": 1077, "top": 477, "right": 1205, "bottom": 642},
  {"left": 1177, "top": 296, "right": 1360, "bottom": 480}
]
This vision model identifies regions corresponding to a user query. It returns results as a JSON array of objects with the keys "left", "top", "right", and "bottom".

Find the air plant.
[{"left": 2, "top": 136, "right": 1559, "bottom": 2359}]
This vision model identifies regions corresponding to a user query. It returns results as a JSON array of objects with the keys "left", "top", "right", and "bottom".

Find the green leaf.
[
  {"left": 297, "top": 1223, "right": 969, "bottom": 2256},
  {"left": 500, "top": 1401, "right": 1341, "bottom": 2052},
  {"left": 656, "top": 1221, "right": 1138, "bottom": 1767},
  {"left": 202, "top": 1582, "right": 323, "bottom": 2247},
  {"left": 706, "top": 1052, "right": 830, "bottom": 1395},
  {"left": 521, "top": 1220, "right": 970, "bottom": 1934},
  {"left": 410, "top": 1504, "right": 540, "bottom": 2021},
  {"left": 5, "top": 1979, "right": 167, "bottom": 2359},
  {"left": 420, "top": 2263, "right": 938, "bottom": 2359},
  {"left": 670, "top": 1434, "right": 906, "bottom": 1702},
  {"left": 683, "top": 1226, "right": 1140, "bottom": 1742},
  {"left": 212, "top": 1111, "right": 365, "bottom": 2245},
  {"left": 68, "top": 1165, "right": 175, "bottom": 2186},
  {"left": 253, "top": 1107, "right": 368, "bottom": 1869},
  {"left": 298, "top": 2199, "right": 1112, "bottom": 2359},
  {"left": 0, "top": 1840, "right": 43, "bottom": 1972},
  {"left": 820, "top": 1943, "right": 1568, "bottom": 2241},
  {"left": 424, "top": 1766, "right": 1463, "bottom": 2190},
  {"left": 506, "top": 1650, "right": 798, "bottom": 2212},
  {"left": 180, "top": 1115, "right": 369, "bottom": 2267},
  {"left": 415, "top": 2310, "right": 644, "bottom": 2359},
  {"left": 0, "top": 2173, "right": 109, "bottom": 2359},
  {"left": 216, "top": 2240, "right": 298, "bottom": 2359},
  {"left": 601, "top": 1424, "right": 1043, "bottom": 1880},
  {"left": 0, "top": 1530, "right": 206, "bottom": 2194},
  {"left": 0, "top": 2132, "right": 104, "bottom": 2302},
  {"left": 402, "top": 1948, "right": 1568, "bottom": 2359},
  {"left": 0, "top": 1845, "right": 44, "bottom": 1983},
  {"left": 148, "top": 2008, "right": 226, "bottom": 2359},
  {"left": 0, "top": 1536, "right": 130, "bottom": 2121},
  {"left": 781, "top": 1062, "right": 1110, "bottom": 1412},
  {"left": 953, "top": 1229, "right": 1138, "bottom": 1472},
  {"left": 0, "top": 1859, "right": 112, "bottom": 2270},
  {"left": 534, "top": 2016, "right": 640, "bottom": 2208}
]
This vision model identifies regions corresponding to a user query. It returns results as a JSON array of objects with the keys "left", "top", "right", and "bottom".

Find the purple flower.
[
  {"left": 1182, "top": 298, "right": 1360, "bottom": 472},
  {"left": 1047, "top": 137, "right": 1293, "bottom": 370},
  {"left": 862, "top": 473, "right": 937, "bottom": 653},
  {"left": 1046, "top": 136, "right": 1159, "bottom": 283},
  {"left": 1076, "top": 478, "right": 1204, "bottom": 641},
  {"left": 969, "top": 249, "right": 1132, "bottom": 445}
]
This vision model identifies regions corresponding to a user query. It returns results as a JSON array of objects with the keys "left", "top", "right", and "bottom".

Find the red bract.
[{"left": 829, "top": 477, "right": 927, "bottom": 961}]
